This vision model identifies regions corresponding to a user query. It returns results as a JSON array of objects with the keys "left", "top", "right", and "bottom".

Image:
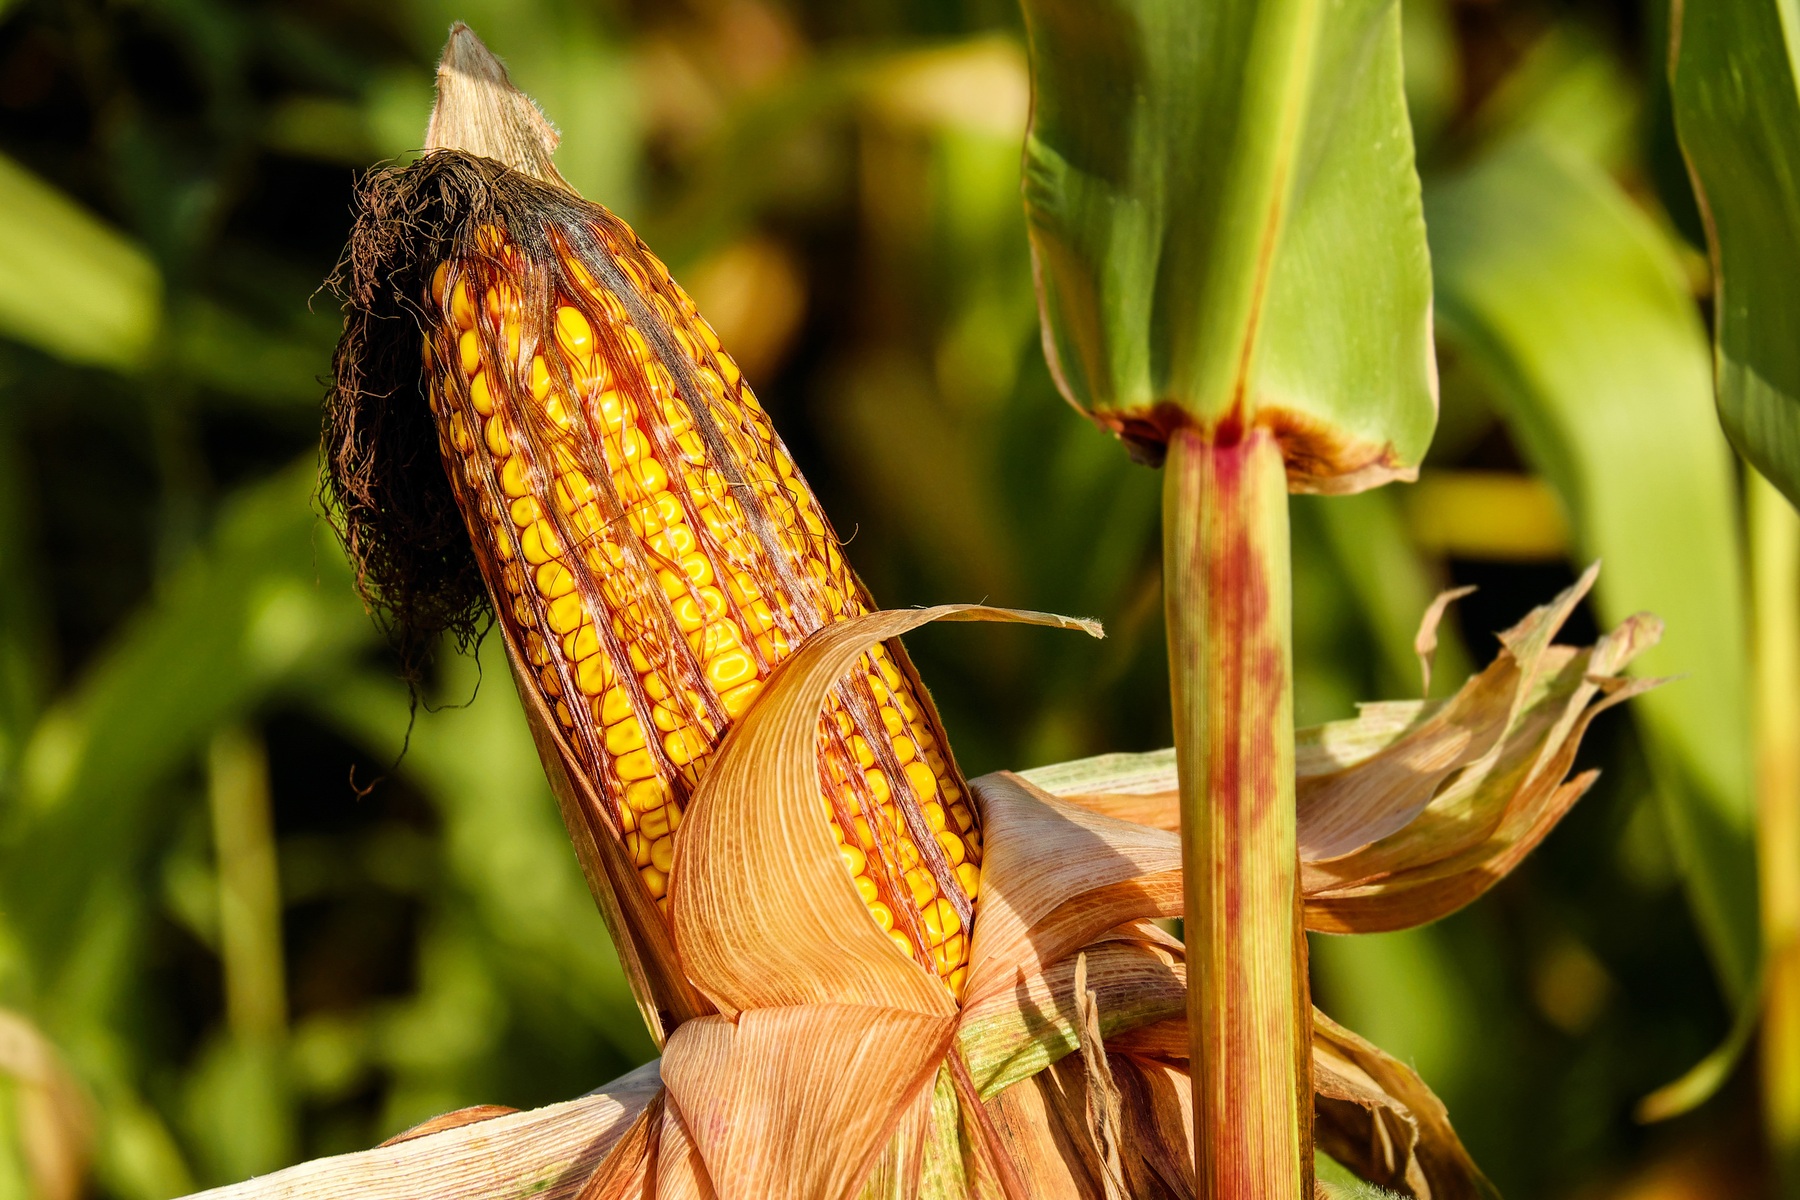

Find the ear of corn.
[{"left": 420, "top": 210, "right": 979, "bottom": 993}]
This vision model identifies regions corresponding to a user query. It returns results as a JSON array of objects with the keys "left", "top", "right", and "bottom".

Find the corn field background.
[{"left": 0, "top": 0, "right": 1765, "bottom": 1195}]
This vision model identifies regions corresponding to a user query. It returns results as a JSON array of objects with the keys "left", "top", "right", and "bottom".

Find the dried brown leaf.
[
  {"left": 1311, "top": 1010, "right": 1497, "bottom": 1200},
  {"left": 1414, "top": 586, "right": 1477, "bottom": 696},
  {"left": 660, "top": 1005, "right": 956, "bottom": 1199},
  {"left": 672, "top": 606, "right": 1096, "bottom": 1019},
  {"left": 963, "top": 774, "right": 1181, "bottom": 1006}
]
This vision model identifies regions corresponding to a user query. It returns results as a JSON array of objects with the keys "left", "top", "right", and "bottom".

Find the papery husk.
[
  {"left": 670, "top": 604, "right": 1096, "bottom": 1020},
  {"left": 344, "top": 598, "right": 1534, "bottom": 1200},
  {"left": 1019, "top": 565, "right": 1663, "bottom": 933}
]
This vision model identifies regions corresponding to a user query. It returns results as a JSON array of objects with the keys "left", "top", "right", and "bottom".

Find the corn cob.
[{"left": 419, "top": 210, "right": 980, "bottom": 993}]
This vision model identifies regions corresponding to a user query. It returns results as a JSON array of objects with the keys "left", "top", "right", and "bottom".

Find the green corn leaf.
[
  {"left": 1426, "top": 135, "right": 1757, "bottom": 997},
  {"left": 1018, "top": 0, "right": 1435, "bottom": 487},
  {"left": 1669, "top": 0, "right": 1800, "bottom": 508},
  {"left": 0, "top": 152, "right": 161, "bottom": 371}
]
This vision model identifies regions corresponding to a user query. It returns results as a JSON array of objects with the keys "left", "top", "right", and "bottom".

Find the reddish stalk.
[{"left": 1163, "top": 423, "right": 1311, "bottom": 1196}]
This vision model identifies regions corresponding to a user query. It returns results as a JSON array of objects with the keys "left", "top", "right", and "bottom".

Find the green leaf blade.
[
  {"left": 1019, "top": 0, "right": 1435, "bottom": 487},
  {"left": 1426, "top": 135, "right": 1758, "bottom": 996},
  {"left": 1670, "top": 0, "right": 1800, "bottom": 506}
]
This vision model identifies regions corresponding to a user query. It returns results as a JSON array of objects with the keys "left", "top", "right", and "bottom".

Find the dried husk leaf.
[
  {"left": 1311, "top": 1010, "right": 1498, "bottom": 1200},
  {"left": 1296, "top": 654, "right": 1514, "bottom": 862},
  {"left": 962, "top": 774, "right": 1181, "bottom": 1005},
  {"left": 958, "top": 940, "right": 1186, "bottom": 1099},
  {"left": 506, "top": 633, "right": 710, "bottom": 1041},
  {"left": 1414, "top": 587, "right": 1476, "bottom": 696},
  {"left": 1015, "top": 567, "right": 1661, "bottom": 933},
  {"left": 652, "top": 1103, "right": 714, "bottom": 1200},
  {"left": 671, "top": 605, "right": 1097, "bottom": 1019},
  {"left": 1072, "top": 956, "right": 1129, "bottom": 1200},
  {"left": 659, "top": 1005, "right": 955, "bottom": 1200}
]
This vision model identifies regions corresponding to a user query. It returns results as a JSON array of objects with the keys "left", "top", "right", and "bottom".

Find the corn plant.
[{"left": 299, "top": 21, "right": 1662, "bottom": 1198}]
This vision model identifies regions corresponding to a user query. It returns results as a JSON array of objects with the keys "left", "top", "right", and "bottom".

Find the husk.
[
  {"left": 671, "top": 604, "right": 1098, "bottom": 1019},
  {"left": 1016, "top": 565, "right": 1662, "bottom": 933},
  {"left": 660, "top": 1006, "right": 954, "bottom": 1200}
]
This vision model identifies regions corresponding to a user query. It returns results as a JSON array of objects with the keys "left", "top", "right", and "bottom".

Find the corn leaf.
[
  {"left": 1018, "top": 0, "right": 1434, "bottom": 487},
  {"left": 1670, "top": 0, "right": 1800, "bottom": 506},
  {"left": 0, "top": 152, "right": 160, "bottom": 370},
  {"left": 1424, "top": 135, "right": 1759, "bottom": 996}
]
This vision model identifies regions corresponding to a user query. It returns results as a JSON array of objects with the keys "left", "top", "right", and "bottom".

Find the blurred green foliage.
[{"left": 0, "top": 0, "right": 1769, "bottom": 1196}]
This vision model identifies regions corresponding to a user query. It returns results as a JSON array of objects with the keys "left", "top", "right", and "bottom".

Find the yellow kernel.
[
  {"left": 510, "top": 495, "right": 541, "bottom": 528},
  {"left": 615, "top": 747, "right": 658, "bottom": 781},
  {"left": 625, "top": 831, "right": 651, "bottom": 867},
  {"left": 565, "top": 624, "right": 600, "bottom": 661},
  {"left": 556, "top": 305, "right": 595, "bottom": 357},
  {"left": 536, "top": 560, "right": 576, "bottom": 599},
  {"left": 625, "top": 778, "right": 670, "bottom": 813},
  {"left": 950, "top": 804, "right": 975, "bottom": 832},
  {"left": 470, "top": 371, "right": 499, "bottom": 418},
  {"left": 457, "top": 329, "right": 482, "bottom": 378},
  {"left": 848, "top": 735, "right": 875, "bottom": 769},
  {"left": 854, "top": 875, "right": 878, "bottom": 904},
  {"left": 431, "top": 262, "right": 450, "bottom": 306},
  {"left": 863, "top": 769, "right": 892, "bottom": 805},
  {"left": 754, "top": 629, "right": 793, "bottom": 663},
  {"left": 606, "top": 717, "right": 647, "bottom": 755},
  {"left": 903, "top": 761, "right": 939, "bottom": 804},
  {"left": 690, "top": 621, "right": 742, "bottom": 661},
  {"left": 546, "top": 592, "right": 585, "bottom": 635},
  {"left": 555, "top": 700, "right": 574, "bottom": 728},
  {"left": 500, "top": 456, "right": 531, "bottom": 496},
  {"left": 742, "top": 600, "right": 777, "bottom": 634},
  {"left": 898, "top": 838, "right": 922, "bottom": 871},
  {"left": 880, "top": 705, "right": 905, "bottom": 736},
  {"left": 922, "top": 802, "right": 947, "bottom": 833},
  {"left": 922, "top": 897, "right": 961, "bottom": 941},
  {"left": 679, "top": 553, "right": 716, "bottom": 589},
  {"left": 706, "top": 649, "right": 756, "bottom": 691},
  {"left": 451, "top": 281, "right": 475, "bottom": 329},
  {"left": 664, "top": 727, "right": 708, "bottom": 766},
  {"left": 484, "top": 416, "right": 512, "bottom": 457},
  {"left": 599, "top": 686, "right": 634, "bottom": 724},
  {"left": 888, "top": 930, "right": 914, "bottom": 958},
  {"left": 893, "top": 737, "right": 917, "bottom": 765},
  {"left": 867, "top": 901, "right": 894, "bottom": 932},
  {"left": 530, "top": 355, "right": 552, "bottom": 401},
  {"left": 649, "top": 703, "right": 686, "bottom": 733},
  {"left": 904, "top": 868, "right": 936, "bottom": 908},
  {"left": 720, "top": 679, "right": 762, "bottom": 717},
  {"left": 639, "top": 806, "right": 672, "bottom": 841},
  {"left": 522, "top": 520, "right": 564, "bottom": 565},
  {"left": 933, "top": 934, "right": 967, "bottom": 972},
  {"left": 935, "top": 830, "right": 966, "bottom": 867},
  {"left": 576, "top": 654, "right": 611, "bottom": 696},
  {"left": 853, "top": 817, "right": 875, "bottom": 850},
  {"left": 947, "top": 966, "right": 968, "bottom": 995},
  {"left": 641, "top": 866, "right": 668, "bottom": 899},
  {"left": 955, "top": 863, "right": 980, "bottom": 897},
  {"left": 719, "top": 354, "right": 741, "bottom": 388},
  {"left": 448, "top": 411, "right": 473, "bottom": 453},
  {"left": 650, "top": 835, "right": 675, "bottom": 873},
  {"left": 839, "top": 843, "right": 867, "bottom": 876},
  {"left": 525, "top": 631, "right": 551, "bottom": 666},
  {"left": 648, "top": 524, "right": 697, "bottom": 560}
]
